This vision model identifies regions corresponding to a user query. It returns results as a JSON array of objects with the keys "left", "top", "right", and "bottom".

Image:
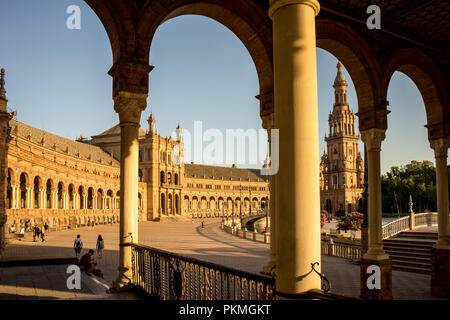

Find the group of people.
[
  {"left": 73, "top": 234, "right": 105, "bottom": 277},
  {"left": 32, "top": 223, "right": 49, "bottom": 242}
]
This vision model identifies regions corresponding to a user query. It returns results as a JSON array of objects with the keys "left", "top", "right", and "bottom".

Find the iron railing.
[{"left": 131, "top": 244, "right": 275, "bottom": 300}]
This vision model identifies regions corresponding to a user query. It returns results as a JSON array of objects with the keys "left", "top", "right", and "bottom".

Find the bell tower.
[{"left": 321, "top": 62, "right": 364, "bottom": 215}]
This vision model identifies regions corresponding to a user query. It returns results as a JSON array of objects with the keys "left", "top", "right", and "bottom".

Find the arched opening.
[
  {"left": 116, "top": 191, "right": 120, "bottom": 209},
  {"left": 167, "top": 172, "right": 172, "bottom": 184},
  {"left": 33, "top": 176, "right": 41, "bottom": 209},
  {"left": 192, "top": 196, "right": 198, "bottom": 212},
  {"left": 68, "top": 184, "right": 74, "bottom": 209},
  {"left": 168, "top": 194, "right": 173, "bottom": 214},
  {"left": 97, "top": 189, "right": 104, "bottom": 209},
  {"left": 382, "top": 71, "right": 436, "bottom": 215},
  {"left": 138, "top": 169, "right": 143, "bottom": 182},
  {"left": 88, "top": 187, "right": 94, "bottom": 209},
  {"left": 19, "top": 173, "right": 28, "bottom": 209},
  {"left": 161, "top": 193, "right": 166, "bottom": 215},
  {"left": 175, "top": 194, "right": 179, "bottom": 214},
  {"left": 78, "top": 186, "right": 84, "bottom": 209},
  {"left": 57, "top": 182, "right": 64, "bottom": 209},
  {"left": 174, "top": 173, "right": 179, "bottom": 185},
  {"left": 184, "top": 195, "right": 190, "bottom": 211},
  {"left": 107, "top": 189, "right": 113, "bottom": 209},
  {"left": 160, "top": 171, "right": 165, "bottom": 185},
  {"left": 46, "top": 179, "right": 53, "bottom": 209},
  {"left": 6, "top": 168, "right": 13, "bottom": 209},
  {"left": 201, "top": 196, "right": 207, "bottom": 211}
]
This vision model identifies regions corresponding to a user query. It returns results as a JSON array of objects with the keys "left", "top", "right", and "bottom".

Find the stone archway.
[{"left": 381, "top": 47, "right": 449, "bottom": 137}]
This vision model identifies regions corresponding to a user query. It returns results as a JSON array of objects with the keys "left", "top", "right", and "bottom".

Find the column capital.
[
  {"left": 430, "top": 138, "right": 449, "bottom": 159},
  {"left": 361, "top": 128, "right": 386, "bottom": 152},
  {"left": 114, "top": 91, "right": 147, "bottom": 126},
  {"left": 108, "top": 61, "right": 153, "bottom": 97},
  {"left": 269, "top": 0, "right": 320, "bottom": 18},
  {"left": 356, "top": 107, "right": 390, "bottom": 132}
]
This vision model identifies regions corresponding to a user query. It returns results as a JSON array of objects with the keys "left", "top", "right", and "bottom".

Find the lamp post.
[
  {"left": 232, "top": 199, "right": 235, "bottom": 226},
  {"left": 265, "top": 197, "right": 269, "bottom": 233},
  {"left": 239, "top": 184, "right": 242, "bottom": 219},
  {"left": 249, "top": 186, "right": 252, "bottom": 216}
]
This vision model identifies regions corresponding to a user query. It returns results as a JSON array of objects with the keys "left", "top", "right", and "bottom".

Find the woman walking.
[{"left": 96, "top": 234, "right": 104, "bottom": 258}]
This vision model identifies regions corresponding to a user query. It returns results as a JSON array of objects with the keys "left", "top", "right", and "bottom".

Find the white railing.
[
  {"left": 381, "top": 212, "right": 442, "bottom": 239},
  {"left": 321, "top": 241, "right": 361, "bottom": 260},
  {"left": 382, "top": 215, "right": 410, "bottom": 239},
  {"left": 414, "top": 212, "right": 438, "bottom": 227}
]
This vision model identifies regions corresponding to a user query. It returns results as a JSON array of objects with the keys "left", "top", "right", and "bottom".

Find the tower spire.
[
  {"left": 333, "top": 61, "right": 349, "bottom": 108},
  {"left": 147, "top": 109, "right": 156, "bottom": 134}
]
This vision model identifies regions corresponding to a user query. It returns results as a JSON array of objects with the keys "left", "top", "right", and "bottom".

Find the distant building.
[{"left": 320, "top": 62, "right": 364, "bottom": 215}]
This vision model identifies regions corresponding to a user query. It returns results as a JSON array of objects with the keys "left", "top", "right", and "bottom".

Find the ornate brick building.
[{"left": 320, "top": 62, "right": 364, "bottom": 215}]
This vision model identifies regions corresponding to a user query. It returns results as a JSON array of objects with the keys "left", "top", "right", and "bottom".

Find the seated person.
[{"left": 79, "top": 249, "right": 96, "bottom": 274}]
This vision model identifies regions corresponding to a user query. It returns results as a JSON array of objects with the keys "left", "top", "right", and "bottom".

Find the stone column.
[
  {"left": 113, "top": 91, "right": 147, "bottom": 290},
  {"left": 269, "top": 0, "right": 322, "bottom": 297},
  {"left": 430, "top": 138, "right": 450, "bottom": 297},
  {"left": 26, "top": 187, "right": 32, "bottom": 209},
  {"left": 262, "top": 115, "right": 276, "bottom": 276},
  {"left": 360, "top": 128, "right": 392, "bottom": 300},
  {"left": 40, "top": 189, "right": 45, "bottom": 209}
]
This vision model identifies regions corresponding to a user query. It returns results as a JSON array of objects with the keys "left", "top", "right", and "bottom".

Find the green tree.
[{"left": 381, "top": 161, "right": 448, "bottom": 214}]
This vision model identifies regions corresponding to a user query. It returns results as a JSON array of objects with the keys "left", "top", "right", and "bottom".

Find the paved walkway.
[{"left": 0, "top": 218, "right": 445, "bottom": 300}]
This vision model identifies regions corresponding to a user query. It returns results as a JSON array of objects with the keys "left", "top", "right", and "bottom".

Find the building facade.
[
  {"left": 320, "top": 62, "right": 364, "bottom": 215},
  {"left": 92, "top": 111, "right": 271, "bottom": 221},
  {"left": 2, "top": 64, "right": 359, "bottom": 234}
]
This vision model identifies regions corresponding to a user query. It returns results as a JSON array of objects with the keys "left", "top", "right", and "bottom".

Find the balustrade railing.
[
  {"left": 381, "top": 212, "right": 441, "bottom": 239},
  {"left": 131, "top": 244, "right": 275, "bottom": 300},
  {"left": 321, "top": 241, "right": 361, "bottom": 260}
]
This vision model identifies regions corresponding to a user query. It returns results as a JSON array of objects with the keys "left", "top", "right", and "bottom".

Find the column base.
[
  {"left": 431, "top": 248, "right": 450, "bottom": 297},
  {"left": 360, "top": 258, "right": 392, "bottom": 300},
  {"left": 111, "top": 267, "right": 133, "bottom": 292},
  {"left": 261, "top": 259, "right": 276, "bottom": 276}
]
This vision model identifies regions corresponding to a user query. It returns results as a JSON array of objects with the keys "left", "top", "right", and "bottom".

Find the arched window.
[
  {"left": 46, "top": 179, "right": 53, "bottom": 209},
  {"left": 33, "top": 176, "right": 41, "bottom": 209},
  {"left": 174, "top": 173, "right": 179, "bottom": 185},
  {"left": 160, "top": 171, "right": 165, "bottom": 184},
  {"left": 20, "top": 173, "right": 27, "bottom": 209}
]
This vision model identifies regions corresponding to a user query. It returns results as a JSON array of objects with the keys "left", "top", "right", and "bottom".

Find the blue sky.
[{"left": 0, "top": 0, "right": 436, "bottom": 173}]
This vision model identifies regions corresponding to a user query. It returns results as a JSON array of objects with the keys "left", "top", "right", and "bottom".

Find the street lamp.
[
  {"left": 232, "top": 200, "right": 235, "bottom": 226},
  {"left": 249, "top": 186, "right": 252, "bottom": 216},
  {"left": 239, "top": 184, "right": 242, "bottom": 219}
]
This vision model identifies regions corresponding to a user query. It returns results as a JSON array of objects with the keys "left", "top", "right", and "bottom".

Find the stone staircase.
[{"left": 383, "top": 231, "right": 437, "bottom": 274}]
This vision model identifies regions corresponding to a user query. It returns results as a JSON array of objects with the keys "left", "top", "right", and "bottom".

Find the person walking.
[
  {"left": 40, "top": 228, "right": 45, "bottom": 242},
  {"left": 201, "top": 220, "right": 204, "bottom": 229},
  {"left": 96, "top": 235, "right": 104, "bottom": 258},
  {"left": 34, "top": 226, "right": 40, "bottom": 242},
  {"left": 73, "top": 234, "right": 83, "bottom": 258},
  {"left": 44, "top": 222, "right": 49, "bottom": 234}
]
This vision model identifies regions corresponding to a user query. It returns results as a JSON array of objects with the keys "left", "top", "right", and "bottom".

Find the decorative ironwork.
[
  {"left": 130, "top": 244, "right": 275, "bottom": 300},
  {"left": 311, "top": 262, "right": 331, "bottom": 293}
]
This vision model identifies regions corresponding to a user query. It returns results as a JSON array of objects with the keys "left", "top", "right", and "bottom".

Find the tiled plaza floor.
[{"left": 0, "top": 218, "right": 446, "bottom": 300}]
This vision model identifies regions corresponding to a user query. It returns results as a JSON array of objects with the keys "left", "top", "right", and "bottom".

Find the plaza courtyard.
[{"left": 0, "top": 218, "right": 444, "bottom": 300}]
